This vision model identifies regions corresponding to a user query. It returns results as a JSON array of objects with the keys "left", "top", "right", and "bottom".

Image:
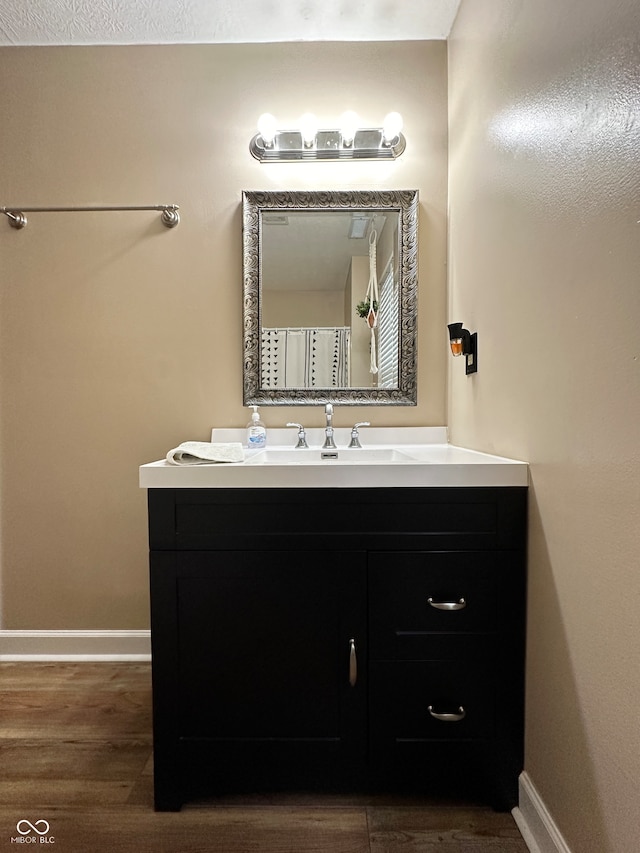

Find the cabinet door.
[{"left": 174, "top": 550, "right": 367, "bottom": 768}]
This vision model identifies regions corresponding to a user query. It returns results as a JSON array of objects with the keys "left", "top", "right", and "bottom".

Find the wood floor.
[{"left": 0, "top": 663, "right": 529, "bottom": 852}]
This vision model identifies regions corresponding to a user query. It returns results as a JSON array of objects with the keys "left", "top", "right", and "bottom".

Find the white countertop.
[{"left": 139, "top": 427, "right": 528, "bottom": 489}]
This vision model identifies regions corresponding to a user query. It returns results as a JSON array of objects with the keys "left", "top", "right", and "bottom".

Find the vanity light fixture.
[
  {"left": 250, "top": 111, "right": 406, "bottom": 162},
  {"left": 340, "top": 110, "right": 360, "bottom": 148},
  {"left": 256, "top": 113, "right": 278, "bottom": 148},
  {"left": 299, "top": 112, "right": 319, "bottom": 149},
  {"left": 382, "top": 111, "right": 404, "bottom": 146},
  {"left": 447, "top": 323, "right": 478, "bottom": 375},
  {"left": 348, "top": 215, "right": 371, "bottom": 239}
]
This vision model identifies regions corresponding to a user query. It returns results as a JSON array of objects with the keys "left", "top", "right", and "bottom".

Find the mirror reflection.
[
  {"left": 262, "top": 210, "right": 398, "bottom": 389},
  {"left": 243, "top": 190, "right": 418, "bottom": 406}
]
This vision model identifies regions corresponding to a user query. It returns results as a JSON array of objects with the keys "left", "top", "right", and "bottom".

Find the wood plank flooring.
[{"left": 0, "top": 663, "right": 528, "bottom": 852}]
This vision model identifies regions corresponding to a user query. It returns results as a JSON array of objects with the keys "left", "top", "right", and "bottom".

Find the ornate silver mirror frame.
[{"left": 242, "top": 189, "right": 418, "bottom": 406}]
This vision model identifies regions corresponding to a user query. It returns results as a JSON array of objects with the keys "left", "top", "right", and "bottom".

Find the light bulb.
[
  {"left": 299, "top": 113, "right": 318, "bottom": 148},
  {"left": 340, "top": 110, "right": 359, "bottom": 147},
  {"left": 257, "top": 113, "right": 277, "bottom": 147},
  {"left": 382, "top": 112, "right": 403, "bottom": 145}
]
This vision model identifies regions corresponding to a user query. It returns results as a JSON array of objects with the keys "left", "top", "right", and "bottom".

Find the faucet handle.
[
  {"left": 286, "top": 422, "right": 309, "bottom": 448},
  {"left": 349, "top": 421, "right": 370, "bottom": 448}
]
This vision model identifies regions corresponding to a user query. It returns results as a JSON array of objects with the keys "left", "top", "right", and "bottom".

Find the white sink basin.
[
  {"left": 244, "top": 447, "right": 416, "bottom": 465},
  {"left": 139, "top": 427, "right": 529, "bottom": 489}
]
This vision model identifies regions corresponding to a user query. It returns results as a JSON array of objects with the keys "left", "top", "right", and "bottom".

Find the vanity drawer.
[
  {"left": 369, "top": 551, "right": 523, "bottom": 660},
  {"left": 148, "top": 487, "right": 527, "bottom": 551},
  {"left": 369, "top": 658, "right": 496, "bottom": 746}
]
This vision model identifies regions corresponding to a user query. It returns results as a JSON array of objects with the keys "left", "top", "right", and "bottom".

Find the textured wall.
[
  {"left": 449, "top": 2, "right": 640, "bottom": 851},
  {"left": 0, "top": 42, "right": 448, "bottom": 628}
]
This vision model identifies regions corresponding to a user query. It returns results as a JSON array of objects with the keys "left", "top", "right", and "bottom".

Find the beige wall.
[
  {"left": 0, "top": 42, "right": 448, "bottom": 629},
  {"left": 262, "top": 290, "right": 345, "bottom": 328},
  {"left": 449, "top": 2, "right": 640, "bottom": 851}
]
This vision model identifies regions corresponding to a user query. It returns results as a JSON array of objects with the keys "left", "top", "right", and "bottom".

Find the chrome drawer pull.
[
  {"left": 349, "top": 638, "right": 357, "bottom": 687},
  {"left": 427, "top": 597, "right": 466, "bottom": 611},
  {"left": 427, "top": 705, "right": 466, "bottom": 722}
]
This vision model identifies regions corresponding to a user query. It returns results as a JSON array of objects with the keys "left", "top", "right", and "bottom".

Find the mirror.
[{"left": 243, "top": 189, "right": 418, "bottom": 405}]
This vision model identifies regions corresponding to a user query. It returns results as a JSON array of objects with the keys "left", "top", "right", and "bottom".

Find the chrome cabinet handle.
[
  {"left": 427, "top": 597, "right": 466, "bottom": 611},
  {"left": 349, "top": 638, "right": 357, "bottom": 687},
  {"left": 427, "top": 705, "right": 466, "bottom": 722}
]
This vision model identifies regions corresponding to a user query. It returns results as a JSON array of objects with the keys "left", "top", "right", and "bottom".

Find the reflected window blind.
[{"left": 377, "top": 262, "right": 399, "bottom": 388}]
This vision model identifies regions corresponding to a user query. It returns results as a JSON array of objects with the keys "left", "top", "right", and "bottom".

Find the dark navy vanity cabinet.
[{"left": 147, "top": 486, "right": 527, "bottom": 811}]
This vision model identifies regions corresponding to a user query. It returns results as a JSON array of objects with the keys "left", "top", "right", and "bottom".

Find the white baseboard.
[
  {"left": 513, "top": 772, "right": 572, "bottom": 853},
  {"left": 0, "top": 630, "right": 151, "bottom": 661}
]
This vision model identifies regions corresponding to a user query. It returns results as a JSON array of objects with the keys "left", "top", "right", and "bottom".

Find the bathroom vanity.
[{"left": 141, "top": 431, "right": 527, "bottom": 812}]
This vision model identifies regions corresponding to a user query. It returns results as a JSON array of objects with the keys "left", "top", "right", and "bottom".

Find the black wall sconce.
[{"left": 447, "top": 323, "right": 478, "bottom": 375}]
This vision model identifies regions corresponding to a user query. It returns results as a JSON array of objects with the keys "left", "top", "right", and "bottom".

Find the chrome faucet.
[
  {"left": 286, "top": 422, "right": 308, "bottom": 448},
  {"left": 348, "top": 421, "right": 370, "bottom": 448},
  {"left": 322, "top": 403, "right": 336, "bottom": 449}
]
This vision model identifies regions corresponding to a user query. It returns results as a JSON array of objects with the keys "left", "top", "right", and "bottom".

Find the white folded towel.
[{"left": 166, "top": 441, "right": 245, "bottom": 465}]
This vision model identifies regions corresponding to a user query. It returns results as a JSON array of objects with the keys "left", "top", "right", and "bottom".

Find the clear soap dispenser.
[{"left": 246, "top": 405, "right": 267, "bottom": 449}]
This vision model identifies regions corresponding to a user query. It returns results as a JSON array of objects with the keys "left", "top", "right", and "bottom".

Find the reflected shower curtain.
[{"left": 261, "top": 327, "right": 350, "bottom": 388}]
